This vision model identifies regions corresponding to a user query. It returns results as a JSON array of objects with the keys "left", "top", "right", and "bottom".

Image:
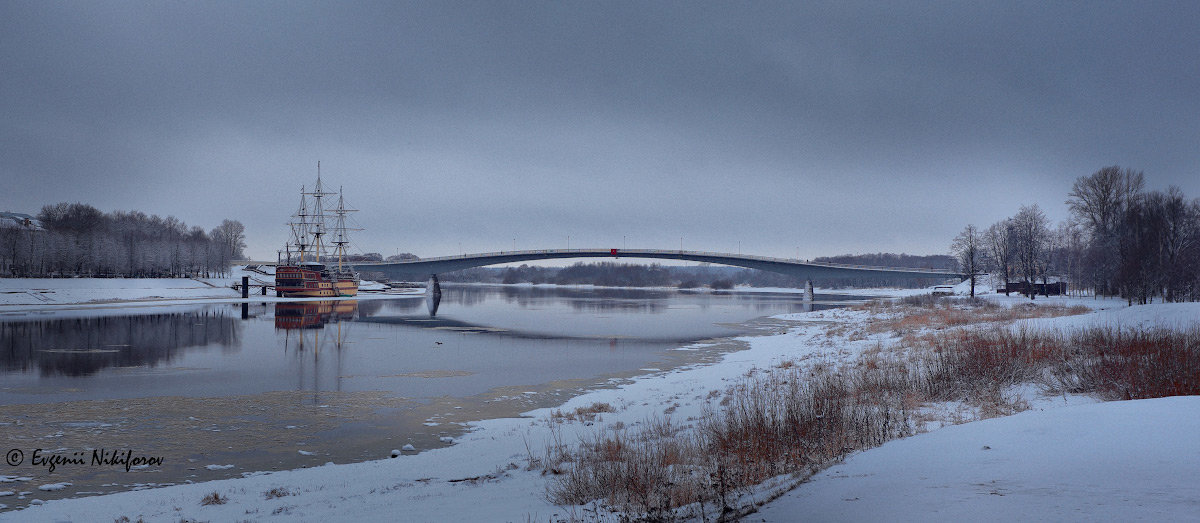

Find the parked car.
[{"left": 932, "top": 285, "right": 955, "bottom": 296}]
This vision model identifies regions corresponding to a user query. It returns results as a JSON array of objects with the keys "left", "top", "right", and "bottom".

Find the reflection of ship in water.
[
  {"left": 0, "top": 310, "right": 242, "bottom": 377},
  {"left": 274, "top": 301, "right": 360, "bottom": 330},
  {"left": 273, "top": 301, "right": 366, "bottom": 398}
]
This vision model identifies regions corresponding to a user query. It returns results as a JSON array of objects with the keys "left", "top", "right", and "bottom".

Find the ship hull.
[{"left": 275, "top": 265, "right": 359, "bottom": 298}]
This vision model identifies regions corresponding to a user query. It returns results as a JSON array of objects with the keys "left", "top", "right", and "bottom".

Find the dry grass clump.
[
  {"left": 548, "top": 421, "right": 706, "bottom": 519},
  {"left": 264, "top": 487, "right": 292, "bottom": 499},
  {"left": 531, "top": 423, "right": 574, "bottom": 475},
  {"left": 923, "top": 326, "right": 1064, "bottom": 398},
  {"left": 1050, "top": 326, "right": 1200, "bottom": 399},
  {"left": 700, "top": 369, "right": 916, "bottom": 489},
  {"left": 899, "top": 293, "right": 950, "bottom": 308},
  {"left": 855, "top": 295, "right": 1086, "bottom": 336},
  {"left": 549, "top": 367, "right": 923, "bottom": 518},
  {"left": 200, "top": 491, "right": 227, "bottom": 505},
  {"left": 550, "top": 402, "right": 616, "bottom": 422},
  {"left": 920, "top": 325, "right": 1200, "bottom": 403}
]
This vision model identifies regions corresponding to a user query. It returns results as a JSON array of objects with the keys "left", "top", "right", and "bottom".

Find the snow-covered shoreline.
[
  {"left": 0, "top": 270, "right": 422, "bottom": 313},
  {"left": 756, "top": 395, "right": 1200, "bottom": 522},
  {"left": 2, "top": 278, "right": 1197, "bottom": 521}
]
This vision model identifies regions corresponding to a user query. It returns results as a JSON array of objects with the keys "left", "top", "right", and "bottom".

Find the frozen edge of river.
[{"left": 6, "top": 283, "right": 1199, "bottom": 521}]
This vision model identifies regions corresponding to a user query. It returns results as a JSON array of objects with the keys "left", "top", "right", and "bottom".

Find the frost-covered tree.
[
  {"left": 3, "top": 202, "right": 245, "bottom": 278},
  {"left": 210, "top": 219, "right": 247, "bottom": 276}
]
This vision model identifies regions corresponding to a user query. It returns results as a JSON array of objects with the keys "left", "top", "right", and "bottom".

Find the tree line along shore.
[
  {"left": 1, "top": 203, "right": 245, "bottom": 278},
  {"left": 953, "top": 165, "right": 1200, "bottom": 304}
]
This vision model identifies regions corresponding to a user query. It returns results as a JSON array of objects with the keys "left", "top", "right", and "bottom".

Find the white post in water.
[{"left": 805, "top": 280, "right": 814, "bottom": 302}]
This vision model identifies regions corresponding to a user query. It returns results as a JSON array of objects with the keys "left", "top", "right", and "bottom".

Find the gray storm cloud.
[{"left": 3, "top": 1, "right": 1198, "bottom": 259}]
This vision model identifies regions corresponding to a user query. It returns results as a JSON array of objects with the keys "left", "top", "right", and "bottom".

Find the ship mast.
[
  {"left": 305, "top": 162, "right": 336, "bottom": 264},
  {"left": 287, "top": 185, "right": 311, "bottom": 264},
  {"left": 329, "top": 185, "right": 358, "bottom": 271},
  {"left": 282, "top": 162, "right": 359, "bottom": 271}
]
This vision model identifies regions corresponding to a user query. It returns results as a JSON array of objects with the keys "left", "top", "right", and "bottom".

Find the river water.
[{"left": 0, "top": 285, "right": 868, "bottom": 508}]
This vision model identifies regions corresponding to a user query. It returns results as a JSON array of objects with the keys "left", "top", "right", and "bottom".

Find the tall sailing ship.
[{"left": 275, "top": 165, "right": 360, "bottom": 297}]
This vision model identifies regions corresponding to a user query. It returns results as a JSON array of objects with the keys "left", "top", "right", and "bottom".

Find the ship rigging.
[{"left": 275, "top": 164, "right": 360, "bottom": 297}]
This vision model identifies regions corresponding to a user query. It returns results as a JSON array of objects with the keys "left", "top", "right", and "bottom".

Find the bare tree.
[
  {"left": 1053, "top": 220, "right": 1086, "bottom": 296},
  {"left": 211, "top": 219, "right": 247, "bottom": 275},
  {"left": 1067, "top": 166, "right": 1143, "bottom": 235},
  {"left": 984, "top": 219, "right": 1016, "bottom": 295},
  {"left": 951, "top": 224, "right": 982, "bottom": 297},
  {"left": 1066, "top": 166, "right": 1145, "bottom": 295},
  {"left": 1012, "top": 204, "right": 1049, "bottom": 299},
  {"left": 1159, "top": 187, "right": 1200, "bottom": 302}
]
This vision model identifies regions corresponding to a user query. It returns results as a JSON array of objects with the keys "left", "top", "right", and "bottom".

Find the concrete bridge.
[{"left": 351, "top": 248, "right": 966, "bottom": 283}]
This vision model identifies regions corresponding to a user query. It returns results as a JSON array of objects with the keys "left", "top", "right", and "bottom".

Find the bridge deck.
[{"left": 349, "top": 248, "right": 966, "bottom": 282}]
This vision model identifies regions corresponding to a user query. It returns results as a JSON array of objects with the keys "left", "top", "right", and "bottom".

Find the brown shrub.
[
  {"left": 200, "top": 491, "right": 227, "bottom": 505},
  {"left": 1051, "top": 326, "right": 1200, "bottom": 400},
  {"left": 547, "top": 424, "right": 706, "bottom": 518}
]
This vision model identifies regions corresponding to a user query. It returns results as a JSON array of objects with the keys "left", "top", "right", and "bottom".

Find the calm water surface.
[
  {"left": 0, "top": 285, "right": 867, "bottom": 508},
  {"left": 1, "top": 286, "right": 863, "bottom": 404}
]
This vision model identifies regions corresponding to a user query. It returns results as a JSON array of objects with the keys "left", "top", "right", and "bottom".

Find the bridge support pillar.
[
  {"left": 805, "top": 280, "right": 814, "bottom": 302},
  {"left": 426, "top": 274, "right": 442, "bottom": 299}
]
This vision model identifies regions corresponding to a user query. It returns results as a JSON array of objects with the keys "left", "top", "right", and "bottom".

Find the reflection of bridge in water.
[
  {"left": 352, "top": 248, "right": 965, "bottom": 302},
  {"left": 354, "top": 248, "right": 966, "bottom": 281},
  {"left": 351, "top": 286, "right": 862, "bottom": 341}
]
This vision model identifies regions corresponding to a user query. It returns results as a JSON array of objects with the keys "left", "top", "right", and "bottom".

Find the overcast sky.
[{"left": 3, "top": 1, "right": 1198, "bottom": 261}]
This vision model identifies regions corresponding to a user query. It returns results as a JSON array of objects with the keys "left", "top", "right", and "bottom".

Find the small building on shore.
[{"left": 999, "top": 280, "right": 1068, "bottom": 296}]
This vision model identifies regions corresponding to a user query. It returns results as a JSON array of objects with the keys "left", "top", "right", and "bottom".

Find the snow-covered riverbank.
[
  {"left": 2, "top": 279, "right": 1197, "bottom": 521},
  {"left": 0, "top": 276, "right": 242, "bottom": 307},
  {"left": 0, "top": 270, "right": 413, "bottom": 312},
  {"left": 756, "top": 395, "right": 1200, "bottom": 522}
]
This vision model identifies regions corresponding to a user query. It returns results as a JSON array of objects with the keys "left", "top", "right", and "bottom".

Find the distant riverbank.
[{"left": 0, "top": 269, "right": 917, "bottom": 310}]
